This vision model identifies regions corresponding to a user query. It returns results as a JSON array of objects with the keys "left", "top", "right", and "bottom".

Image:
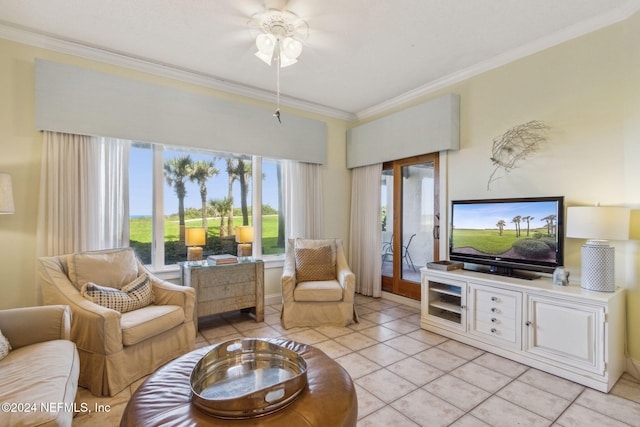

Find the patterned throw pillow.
[
  {"left": 0, "top": 329, "right": 11, "bottom": 361},
  {"left": 295, "top": 246, "right": 336, "bottom": 282},
  {"left": 82, "top": 273, "right": 154, "bottom": 313}
]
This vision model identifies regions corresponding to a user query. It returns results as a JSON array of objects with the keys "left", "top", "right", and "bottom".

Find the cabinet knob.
[
  {"left": 491, "top": 318, "right": 497, "bottom": 323},
  {"left": 525, "top": 321, "right": 532, "bottom": 326},
  {"left": 460, "top": 305, "right": 466, "bottom": 309},
  {"left": 491, "top": 328, "right": 497, "bottom": 333},
  {"left": 491, "top": 296, "right": 499, "bottom": 302},
  {"left": 491, "top": 307, "right": 499, "bottom": 313}
]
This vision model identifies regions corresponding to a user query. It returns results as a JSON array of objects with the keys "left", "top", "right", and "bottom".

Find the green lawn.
[
  {"left": 452, "top": 227, "right": 548, "bottom": 254},
  {"left": 129, "top": 214, "right": 284, "bottom": 256}
]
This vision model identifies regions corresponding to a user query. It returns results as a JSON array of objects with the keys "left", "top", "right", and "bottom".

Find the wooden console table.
[{"left": 179, "top": 260, "right": 264, "bottom": 330}]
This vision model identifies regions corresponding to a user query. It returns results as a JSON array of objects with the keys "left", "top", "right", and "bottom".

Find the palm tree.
[
  {"left": 209, "top": 197, "right": 233, "bottom": 237},
  {"left": 541, "top": 214, "right": 557, "bottom": 235},
  {"left": 496, "top": 219, "right": 506, "bottom": 236},
  {"left": 512, "top": 216, "right": 522, "bottom": 237},
  {"left": 522, "top": 215, "right": 534, "bottom": 236},
  {"left": 225, "top": 159, "right": 239, "bottom": 236},
  {"left": 222, "top": 157, "right": 254, "bottom": 235},
  {"left": 189, "top": 160, "right": 219, "bottom": 231},
  {"left": 164, "top": 155, "right": 193, "bottom": 241},
  {"left": 237, "top": 159, "right": 252, "bottom": 226}
]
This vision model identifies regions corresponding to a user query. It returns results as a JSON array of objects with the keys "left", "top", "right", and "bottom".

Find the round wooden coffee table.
[{"left": 120, "top": 339, "right": 357, "bottom": 426}]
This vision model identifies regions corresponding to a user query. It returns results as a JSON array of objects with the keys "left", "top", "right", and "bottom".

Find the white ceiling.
[{"left": 1, "top": 0, "right": 639, "bottom": 120}]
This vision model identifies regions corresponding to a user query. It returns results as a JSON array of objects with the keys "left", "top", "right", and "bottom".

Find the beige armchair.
[
  {"left": 281, "top": 238, "right": 358, "bottom": 329},
  {"left": 38, "top": 247, "right": 195, "bottom": 397},
  {"left": 0, "top": 305, "right": 79, "bottom": 427}
]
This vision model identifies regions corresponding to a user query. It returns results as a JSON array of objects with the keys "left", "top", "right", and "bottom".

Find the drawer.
[
  {"left": 468, "top": 283, "right": 522, "bottom": 348},
  {"left": 475, "top": 309, "right": 516, "bottom": 326},
  {"left": 199, "top": 281, "right": 256, "bottom": 303},
  {"left": 475, "top": 320, "right": 517, "bottom": 343},
  {"left": 474, "top": 288, "right": 518, "bottom": 317}
]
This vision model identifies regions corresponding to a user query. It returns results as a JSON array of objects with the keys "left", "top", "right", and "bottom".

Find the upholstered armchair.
[
  {"left": 38, "top": 247, "right": 196, "bottom": 397},
  {"left": 281, "top": 238, "right": 358, "bottom": 329}
]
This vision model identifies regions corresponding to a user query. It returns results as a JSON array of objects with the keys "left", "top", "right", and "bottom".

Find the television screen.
[{"left": 449, "top": 196, "right": 564, "bottom": 277}]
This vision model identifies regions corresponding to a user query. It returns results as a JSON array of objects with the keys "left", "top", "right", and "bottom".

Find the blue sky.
[
  {"left": 128, "top": 147, "right": 279, "bottom": 216},
  {"left": 452, "top": 201, "right": 558, "bottom": 230}
]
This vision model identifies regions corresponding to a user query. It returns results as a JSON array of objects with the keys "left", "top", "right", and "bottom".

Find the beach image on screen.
[{"left": 451, "top": 200, "right": 558, "bottom": 262}]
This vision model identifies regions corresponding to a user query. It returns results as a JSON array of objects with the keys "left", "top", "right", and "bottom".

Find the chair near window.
[
  {"left": 38, "top": 247, "right": 196, "bottom": 397},
  {"left": 281, "top": 238, "right": 358, "bottom": 329},
  {"left": 381, "top": 233, "right": 417, "bottom": 271}
]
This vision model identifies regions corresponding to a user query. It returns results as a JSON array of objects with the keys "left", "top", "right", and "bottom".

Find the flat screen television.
[{"left": 449, "top": 196, "right": 564, "bottom": 279}]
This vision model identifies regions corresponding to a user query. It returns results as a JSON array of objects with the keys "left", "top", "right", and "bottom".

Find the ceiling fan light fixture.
[
  {"left": 250, "top": 9, "right": 308, "bottom": 123},
  {"left": 252, "top": 9, "right": 307, "bottom": 69}
]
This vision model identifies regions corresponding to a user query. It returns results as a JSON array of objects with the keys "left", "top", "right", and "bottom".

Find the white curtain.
[
  {"left": 37, "top": 131, "right": 130, "bottom": 257},
  {"left": 283, "top": 160, "right": 324, "bottom": 239},
  {"left": 349, "top": 163, "right": 382, "bottom": 297}
]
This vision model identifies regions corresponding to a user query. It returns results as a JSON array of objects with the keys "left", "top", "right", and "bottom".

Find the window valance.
[
  {"left": 346, "top": 93, "right": 460, "bottom": 168},
  {"left": 35, "top": 59, "right": 327, "bottom": 164}
]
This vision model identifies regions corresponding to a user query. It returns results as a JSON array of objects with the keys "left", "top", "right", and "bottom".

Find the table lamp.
[
  {"left": 185, "top": 227, "right": 206, "bottom": 262},
  {"left": 566, "top": 205, "right": 630, "bottom": 292},
  {"left": 235, "top": 226, "right": 254, "bottom": 261},
  {"left": 0, "top": 173, "right": 15, "bottom": 214}
]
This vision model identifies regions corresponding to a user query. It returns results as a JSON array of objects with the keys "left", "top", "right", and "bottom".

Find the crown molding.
[
  {"left": 0, "top": 22, "right": 356, "bottom": 122},
  {"left": 2, "top": 1, "right": 638, "bottom": 125},
  {"left": 355, "top": 4, "right": 640, "bottom": 120}
]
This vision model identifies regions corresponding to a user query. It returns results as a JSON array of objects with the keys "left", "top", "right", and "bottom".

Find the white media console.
[{"left": 421, "top": 268, "right": 626, "bottom": 392}]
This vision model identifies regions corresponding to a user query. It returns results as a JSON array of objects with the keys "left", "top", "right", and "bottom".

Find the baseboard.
[
  {"left": 625, "top": 356, "right": 640, "bottom": 380},
  {"left": 381, "top": 291, "right": 421, "bottom": 309},
  {"left": 265, "top": 293, "right": 282, "bottom": 306}
]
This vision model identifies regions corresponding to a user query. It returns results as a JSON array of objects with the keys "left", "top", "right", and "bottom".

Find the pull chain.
[{"left": 274, "top": 46, "right": 282, "bottom": 123}]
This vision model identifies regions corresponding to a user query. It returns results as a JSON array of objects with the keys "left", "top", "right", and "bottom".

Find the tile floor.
[{"left": 72, "top": 295, "right": 640, "bottom": 426}]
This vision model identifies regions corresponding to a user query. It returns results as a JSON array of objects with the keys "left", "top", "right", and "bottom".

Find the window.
[{"left": 128, "top": 143, "right": 285, "bottom": 268}]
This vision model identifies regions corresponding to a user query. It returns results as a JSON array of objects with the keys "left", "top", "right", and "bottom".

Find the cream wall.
[
  {"left": 358, "top": 13, "right": 640, "bottom": 366},
  {"left": 0, "top": 37, "right": 351, "bottom": 309},
  {"left": 1, "top": 10, "right": 639, "bottom": 368}
]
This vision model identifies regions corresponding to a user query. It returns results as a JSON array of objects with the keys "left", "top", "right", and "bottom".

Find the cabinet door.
[
  {"left": 421, "top": 274, "right": 467, "bottom": 332},
  {"left": 468, "top": 283, "right": 522, "bottom": 348},
  {"left": 525, "top": 295, "right": 605, "bottom": 375}
]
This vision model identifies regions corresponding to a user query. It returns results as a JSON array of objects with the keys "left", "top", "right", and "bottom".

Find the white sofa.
[{"left": 0, "top": 305, "right": 79, "bottom": 427}]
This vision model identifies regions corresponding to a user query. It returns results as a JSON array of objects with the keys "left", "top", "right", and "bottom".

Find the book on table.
[{"left": 207, "top": 254, "right": 238, "bottom": 264}]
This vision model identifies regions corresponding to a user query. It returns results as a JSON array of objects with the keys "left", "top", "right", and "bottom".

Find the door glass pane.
[
  {"left": 401, "top": 162, "right": 435, "bottom": 283},
  {"left": 381, "top": 169, "right": 394, "bottom": 278}
]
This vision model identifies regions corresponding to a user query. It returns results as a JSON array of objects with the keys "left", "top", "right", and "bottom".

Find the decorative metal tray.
[{"left": 190, "top": 338, "right": 308, "bottom": 419}]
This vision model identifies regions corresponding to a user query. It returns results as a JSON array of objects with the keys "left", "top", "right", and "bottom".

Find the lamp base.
[
  {"left": 187, "top": 247, "right": 203, "bottom": 262},
  {"left": 237, "top": 243, "right": 252, "bottom": 261},
  {"left": 580, "top": 241, "right": 615, "bottom": 292}
]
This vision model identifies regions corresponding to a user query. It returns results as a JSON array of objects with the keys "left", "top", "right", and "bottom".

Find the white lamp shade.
[
  {"left": 185, "top": 227, "right": 206, "bottom": 246},
  {"left": 566, "top": 206, "right": 630, "bottom": 241},
  {"left": 235, "top": 226, "right": 254, "bottom": 243},
  {"left": 0, "top": 173, "right": 15, "bottom": 214},
  {"left": 281, "top": 37, "right": 302, "bottom": 59},
  {"left": 255, "top": 33, "right": 276, "bottom": 65}
]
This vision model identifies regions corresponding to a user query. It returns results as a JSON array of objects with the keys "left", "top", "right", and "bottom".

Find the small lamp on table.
[
  {"left": 566, "top": 205, "right": 630, "bottom": 292},
  {"left": 235, "top": 226, "right": 254, "bottom": 262},
  {"left": 185, "top": 227, "right": 206, "bottom": 262}
]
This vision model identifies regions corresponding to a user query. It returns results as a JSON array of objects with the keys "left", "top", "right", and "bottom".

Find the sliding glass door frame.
[{"left": 381, "top": 153, "right": 440, "bottom": 300}]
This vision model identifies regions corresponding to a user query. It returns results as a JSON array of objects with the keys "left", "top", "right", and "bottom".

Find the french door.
[{"left": 381, "top": 153, "right": 439, "bottom": 300}]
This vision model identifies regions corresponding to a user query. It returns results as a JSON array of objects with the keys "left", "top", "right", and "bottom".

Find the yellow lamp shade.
[
  {"left": 235, "top": 226, "right": 254, "bottom": 243},
  {"left": 185, "top": 227, "right": 206, "bottom": 246}
]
